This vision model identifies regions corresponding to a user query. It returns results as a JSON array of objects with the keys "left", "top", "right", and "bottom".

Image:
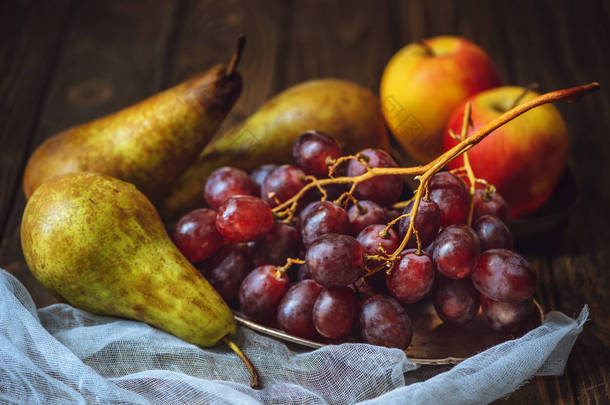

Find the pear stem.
[
  {"left": 226, "top": 35, "right": 246, "bottom": 77},
  {"left": 223, "top": 336, "right": 259, "bottom": 388}
]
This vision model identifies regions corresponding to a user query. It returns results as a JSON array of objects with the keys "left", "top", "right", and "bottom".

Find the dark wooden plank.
[
  {"left": 282, "top": 0, "right": 394, "bottom": 91},
  {"left": 536, "top": 1, "right": 610, "bottom": 403},
  {"left": 0, "top": 0, "right": 179, "bottom": 307},
  {"left": 0, "top": 0, "right": 73, "bottom": 246},
  {"left": 0, "top": 0, "right": 74, "bottom": 307},
  {"left": 164, "top": 0, "right": 287, "bottom": 133},
  {"left": 491, "top": 1, "right": 610, "bottom": 403},
  {"left": 546, "top": 0, "right": 610, "bottom": 347}
]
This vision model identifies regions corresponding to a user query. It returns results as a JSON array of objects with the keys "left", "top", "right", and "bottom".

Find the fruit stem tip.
[
  {"left": 223, "top": 336, "right": 260, "bottom": 389},
  {"left": 571, "top": 81, "right": 600, "bottom": 101},
  {"left": 226, "top": 35, "right": 246, "bottom": 77},
  {"left": 418, "top": 39, "right": 434, "bottom": 56}
]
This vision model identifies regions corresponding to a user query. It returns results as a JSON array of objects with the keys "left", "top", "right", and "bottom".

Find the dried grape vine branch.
[{"left": 272, "top": 82, "right": 600, "bottom": 274}]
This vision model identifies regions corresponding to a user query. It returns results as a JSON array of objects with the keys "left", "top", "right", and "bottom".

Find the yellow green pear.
[
  {"left": 21, "top": 172, "right": 235, "bottom": 348},
  {"left": 23, "top": 38, "right": 246, "bottom": 204},
  {"left": 161, "top": 78, "right": 390, "bottom": 219}
]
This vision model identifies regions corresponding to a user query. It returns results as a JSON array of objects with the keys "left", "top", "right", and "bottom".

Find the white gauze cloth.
[{"left": 0, "top": 269, "right": 587, "bottom": 405}]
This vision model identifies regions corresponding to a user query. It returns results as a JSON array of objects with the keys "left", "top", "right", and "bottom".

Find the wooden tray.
[{"left": 234, "top": 299, "right": 544, "bottom": 365}]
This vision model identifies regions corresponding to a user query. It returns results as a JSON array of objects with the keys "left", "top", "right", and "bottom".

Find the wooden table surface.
[{"left": 2, "top": 0, "right": 609, "bottom": 403}]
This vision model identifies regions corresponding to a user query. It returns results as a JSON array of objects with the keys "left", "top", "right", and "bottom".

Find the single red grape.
[
  {"left": 429, "top": 171, "right": 468, "bottom": 190},
  {"left": 204, "top": 167, "right": 256, "bottom": 209},
  {"left": 250, "top": 164, "right": 278, "bottom": 196},
  {"left": 216, "top": 195, "right": 274, "bottom": 243},
  {"left": 347, "top": 200, "right": 386, "bottom": 235},
  {"left": 293, "top": 131, "right": 342, "bottom": 178},
  {"left": 473, "top": 188, "right": 510, "bottom": 223},
  {"left": 433, "top": 276, "right": 480, "bottom": 325},
  {"left": 451, "top": 224, "right": 481, "bottom": 252},
  {"left": 238, "top": 265, "right": 290, "bottom": 322},
  {"left": 433, "top": 226, "right": 479, "bottom": 279},
  {"left": 313, "top": 287, "right": 357, "bottom": 339},
  {"left": 473, "top": 215, "right": 513, "bottom": 251},
  {"left": 347, "top": 148, "right": 403, "bottom": 207},
  {"left": 306, "top": 234, "right": 364, "bottom": 287},
  {"left": 277, "top": 280, "right": 324, "bottom": 338},
  {"left": 250, "top": 222, "right": 301, "bottom": 266},
  {"left": 300, "top": 201, "right": 350, "bottom": 246},
  {"left": 472, "top": 249, "right": 536, "bottom": 303},
  {"left": 359, "top": 294, "right": 412, "bottom": 349},
  {"left": 480, "top": 294, "right": 535, "bottom": 332},
  {"left": 356, "top": 224, "right": 399, "bottom": 269},
  {"left": 173, "top": 208, "right": 225, "bottom": 263},
  {"left": 202, "top": 245, "right": 251, "bottom": 303},
  {"left": 428, "top": 172, "right": 470, "bottom": 227},
  {"left": 398, "top": 198, "right": 441, "bottom": 248},
  {"left": 261, "top": 165, "right": 309, "bottom": 208},
  {"left": 386, "top": 249, "right": 435, "bottom": 303},
  {"left": 297, "top": 201, "right": 318, "bottom": 230}
]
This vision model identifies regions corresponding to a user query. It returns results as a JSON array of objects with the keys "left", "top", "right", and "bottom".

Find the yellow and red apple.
[
  {"left": 381, "top": 36, "right": 501, "bottom": 163},
  {"left": 444, "top": 86, "right": 569, "bottom": 217}
]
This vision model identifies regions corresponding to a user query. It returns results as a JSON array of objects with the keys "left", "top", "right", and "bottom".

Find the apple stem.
[
  {"left": 223, "top": 336, "right": 260, "bottom": 388},
  {"left": 418, "top": 40, "right": 434, "bottom": 56},
  {"left": 510, "top": 82, "right": 539, "bottom": 110},
  {"left": 271, "top": 82, "right": 600, "bottom": 276},
  {"left": 226, "top": 35, "right": 246, "bottom": 77}
]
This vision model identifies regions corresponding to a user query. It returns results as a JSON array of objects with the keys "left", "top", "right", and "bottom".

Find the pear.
[
  {"left": 161, "top": 79, "right": 390, "bottom": 219},
  {"left": 23, "top": 37, "right": 246, "bottom": 204},
  {"left": 21, "top": 171, "right": 260, "bottom": 384},
  {"left": 21, "top": 171, "right": 236, "bottom": 347}
]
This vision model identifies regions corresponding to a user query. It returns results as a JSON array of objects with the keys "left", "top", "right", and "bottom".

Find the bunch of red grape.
[{"left": 172, "top": 130, "right": 537, "bottom": 350}]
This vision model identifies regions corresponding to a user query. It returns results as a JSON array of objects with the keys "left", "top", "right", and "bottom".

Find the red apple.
[
  {"left": 444, "top": 86, "right": 569, "bottom": 217},
  {"left": 381, "top": 36, "right": 501, "bottom": 163}
]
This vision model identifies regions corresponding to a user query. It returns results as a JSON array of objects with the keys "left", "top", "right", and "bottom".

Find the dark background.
[{"left": 1, "top": 0, "right": 609, "bottom": 403}]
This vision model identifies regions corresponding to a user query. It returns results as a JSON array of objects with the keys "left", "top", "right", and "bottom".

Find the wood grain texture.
[
  {"left": 0, "top": 0, "right": 75, "bottom": 307},
  {"left": 0, "top": 0, "right": 73, "bottom": 247},
  {"left": 1, "top": 0, "right": 609, "bottom": 403},
  {"left": 164, "top": 0, "right": 287, "bottom": 131}
]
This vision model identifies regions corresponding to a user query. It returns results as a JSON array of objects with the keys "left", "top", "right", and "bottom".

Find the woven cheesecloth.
[{"left": 0, "top": 269, "right": 587, "bottom": 405}]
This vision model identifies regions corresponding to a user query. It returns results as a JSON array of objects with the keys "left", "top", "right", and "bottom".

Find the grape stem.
[
  {"left": 272, "top": 82, "right": 600, "bottom": 275},
  {"left": 276, "top": 257, "right": 305, "bottom": 277},
  {"left": 449, "top": 101, "right": 478, "bottom": 226}
]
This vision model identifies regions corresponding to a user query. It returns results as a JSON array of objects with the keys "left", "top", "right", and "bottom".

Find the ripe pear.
[
  {"left": 21, "top": 172, "right": 235, "bottom": 348},
  {"left": 160, "top": 79, "right": 390, "bottom": 219},
  {"left": 23, "top": 37, "right": 246, "bottom": 204}
]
